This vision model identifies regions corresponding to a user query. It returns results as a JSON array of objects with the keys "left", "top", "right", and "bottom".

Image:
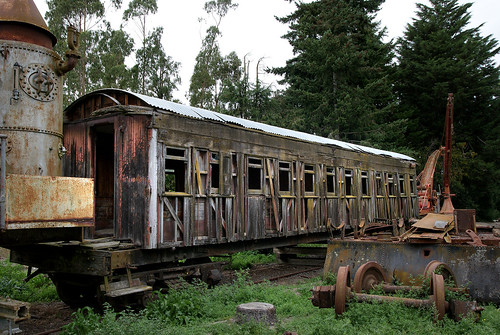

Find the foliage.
[
  {"left": 188, "top": 0, "right": 239, "bottom": 109},
  {"left": 145, "top": 280, "right": 207, "bottom": 325},
  {"left": 133, "top": 27, "right": 181, "bottom": 99},
  {"left": 229, "top": 251, "right": 276, "bottom": 270},
  {"left": 394, "top": 0, "right": 500, "bottom": 220},
  {"left": 86, "top": 22, "right": 135, "bottom": 91},
  {"left": 0, "top": 260, "right": 58, "bottom": 302},
  {"left": 273, "top": 0, "right": 401, "bottom": 148},
  {"left": 61, "top": 270, "right": 500, "bottom": 335}
]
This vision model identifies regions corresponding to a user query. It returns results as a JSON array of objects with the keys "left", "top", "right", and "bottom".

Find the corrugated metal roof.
[{"left": 92, "top": 89, "right": 415, "bottom": 162}]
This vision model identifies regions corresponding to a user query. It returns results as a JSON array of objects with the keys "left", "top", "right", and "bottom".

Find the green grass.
[
  {"left": 212, "top": 251, "right": 276, "bottom": 270},
  {"left": 61, "top": 271, "right": 500, "bottom": 335},
  {"left": 0, "top": 259, "right": 58, "bottom": 302}
]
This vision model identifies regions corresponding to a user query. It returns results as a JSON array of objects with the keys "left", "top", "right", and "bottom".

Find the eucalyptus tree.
[
  {"left": 122, "top": 0, "right": 158, "bottom": 94},
  {"left": 189, "top": 0, "right": 239, "bottom": 110}
]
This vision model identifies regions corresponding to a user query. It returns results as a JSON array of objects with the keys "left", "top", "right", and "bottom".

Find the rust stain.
[{"left": 4, "top": 174, "right": 94, "bottom": 228}]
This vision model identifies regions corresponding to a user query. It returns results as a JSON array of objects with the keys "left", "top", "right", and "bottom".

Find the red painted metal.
[
  {"left": 440, "top": 93, "right": 455, "bottom": 214},
  {"left": 417, "top": 149, "right": 441, "bottom": 215},
  {"left": 0, "top": 0, "right": 56, "bottom": 47}
]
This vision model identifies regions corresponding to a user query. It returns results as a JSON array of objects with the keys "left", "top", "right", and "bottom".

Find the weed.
[
  {"left": 322, "top": 271, "right": 336, "bottom": 285},
  {"left": 145, "top": 279, "right": 207, "bottom": 325},
  {"left": 0, "top": 260, "right": 58, "bottom": 302}
]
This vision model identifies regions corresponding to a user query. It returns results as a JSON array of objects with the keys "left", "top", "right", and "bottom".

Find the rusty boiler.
[
  {"left": 0, "top": 0, "right": 94, "bottom": 244},
  {"left": 0, "top": 0, "right": 79, "bottom": 176}
]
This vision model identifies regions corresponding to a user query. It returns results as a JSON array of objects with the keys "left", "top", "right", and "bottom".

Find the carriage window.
[
  {"left": 376, "top": 172, "right": 383, "bottom": 196},
  {"left": 165, "top": 160, "right": 186, "bottom": 192},
  {"left": 279, "top": 162, "right": 291, "bottom": 192},
  {"left": 399, "top": 174, "right": 406, "bottom": 196},
  {"left": 210, "top": 153, "right": 220, "bottom": 190},
  {"left": 409, "top": 175, "right": 416, "bottom": 195},
  {"left": 387, "top": 173, "right": 395, "bottom": 196},
  {"left": 361, "top": 171, "right": 369, "bottom": 196},
  {"left": 345, "top": 169, "right": 353, "bottom": 196},
  {"left": 167, "top": 147, "right": 185, "bottom": 158},
  {"left": 326, "top": 167, "right": 335, "bottom": 194},
  {"left": 304, "top": 164, "right": 315, "bottom": 193},
  {"left": 248, "top": 157, "right": 263, "bottom": 190},
  {"left": 165, "top": 147, "right": 187, "bottom": 192}
]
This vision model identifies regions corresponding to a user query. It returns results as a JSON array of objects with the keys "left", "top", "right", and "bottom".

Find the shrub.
[{"left": 0, "top": 260, "right": 58, "bottom": 302}]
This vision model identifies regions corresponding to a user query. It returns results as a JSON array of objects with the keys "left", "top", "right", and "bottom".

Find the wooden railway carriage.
[
  {"left": 11, "top": 88, "right": 418, "bottom": 305},
  {"left": 63, "top": 88, "right": 418, "bottom": 248}
]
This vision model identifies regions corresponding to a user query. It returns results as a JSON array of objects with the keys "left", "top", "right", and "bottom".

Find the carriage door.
[{"left": 92, "top": 124, "right": 115, "bottom": 237}]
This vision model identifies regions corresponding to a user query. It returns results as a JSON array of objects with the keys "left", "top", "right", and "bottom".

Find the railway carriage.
[{"left": 61, "top": 88, "right": 418, "bottom": 249}]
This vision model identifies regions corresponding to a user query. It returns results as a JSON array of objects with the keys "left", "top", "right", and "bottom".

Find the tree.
[
  {"left": 134, "top": 27, "right": 181, "bottom": 99},
  {"left": 123, "top": 0, "right": 158, "bottom": 94},
  {"left": 394, "top": 0, "right": 500, "bottom": 219},
  {"left": 189, "top": 0, "right": 239, "bottom": 109},
  {"left": 87, "top": 22, "right": 135, "bottom": 90},
  {"left": 274, "top": 0, "right": 398, "bottom": 146},
  {"left": 46, "top": 0, "right": 106, "bottom": 102}
]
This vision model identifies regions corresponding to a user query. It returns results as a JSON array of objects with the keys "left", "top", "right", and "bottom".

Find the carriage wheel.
[
  {"left": 424, "top": 260, "right": 457, "bottom": 287},
  {"left": 334, "top": 265, "right": 351, "bottom": 315},
  {"left": 353, "top": 261, "right": 389, "bottom": 293},
  {"left": 431, "top": 272, "right": 446, "bottom": 320}
]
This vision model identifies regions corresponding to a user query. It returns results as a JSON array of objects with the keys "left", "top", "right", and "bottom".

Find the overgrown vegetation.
[
  {"left": 61, "top": 270, "right": 500, "bottom": 335},
  {"left": 212, "top": 251, "right": 276, "bottom": 270},
  {"left": 0, "top": 260, "right": 58, "bottom": 302}
]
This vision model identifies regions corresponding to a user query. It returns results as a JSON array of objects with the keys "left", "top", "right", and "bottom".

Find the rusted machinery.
[
  {"left": 417, "top": 93, "right": 454, "bottom": 215},
  {"left": 312, "top": 262, "right": 483, "bottom": 321},
  {"left": 0, "top": 0, "right": 94, "bottom": 245}
]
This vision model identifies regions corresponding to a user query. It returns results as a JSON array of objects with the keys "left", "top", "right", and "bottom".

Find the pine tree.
[
  {"left": 395, "top": 0, "right": 500, "bottom": 219},
  {"left": 274, "top": 0, "right": 397, "bottom": 145}
]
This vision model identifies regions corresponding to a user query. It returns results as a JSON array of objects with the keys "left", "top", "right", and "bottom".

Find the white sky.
[{"left": 33, "top": 0, "right": 500, "bottom": 104}]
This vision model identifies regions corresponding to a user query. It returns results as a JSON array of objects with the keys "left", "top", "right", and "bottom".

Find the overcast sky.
[{"left": 34, "top": 0, "right": 500, "bottom": 104}]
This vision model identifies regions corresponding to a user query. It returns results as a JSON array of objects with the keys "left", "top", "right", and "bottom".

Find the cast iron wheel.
[
  {"left": 424, "top": 260, "right": 457, "bottom": 287},
  {"left": 50, "top": 273, "right": 101, "bottom": 308},
  {"left": 431, "top": 272, "right": 446, "bottom": 320},
  {"left": 353, "top": 261, "right": 389, "bottom": 293},
  {"left": 335, "top": 265, "right": 351, "bottom": 315}
]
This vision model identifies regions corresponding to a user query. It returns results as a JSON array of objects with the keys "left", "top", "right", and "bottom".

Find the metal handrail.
[{"left": 0, "top": 134, "right": 6, "bottom": 229}]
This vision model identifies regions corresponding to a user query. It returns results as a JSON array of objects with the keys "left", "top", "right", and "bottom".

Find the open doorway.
[{"left": 93, "top": 124, "right": 114, "bottom": 237}]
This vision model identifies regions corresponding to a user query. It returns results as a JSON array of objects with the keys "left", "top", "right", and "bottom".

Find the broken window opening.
[
  {"left": 279, "top": 161, "right": 291, "bottom": 193},
  {"left": 345, "top": 169, "right": 353, "bottom": 196},
  {"left": 376, "top": 172, "right": 383, "bottom": 196},
  {"left": 399, "top": 174, "right": 406, "bottom": 196},
  {"left": 326, "top": 167, "right": 335, "bottom": 194},
  {"left": 248, "top": 157, "right": 263, "bottom": 191},
  {"left": 167, "top": 147, "right": 185, "bottom": 158},
  {"left": 387, "top": 173, "right": 395, "bottom": 196},
  {"left": 304, "top": 164, "right": 315, "bottom": 193},
  {"left": 210, "top": 152, "right": 220, "bottom": 191},
  {"left": 165, "top": 159, "right": 186, "bottom": 192},
  {"left": 361, "top": 171, "right": 369, "bottom": 196}
]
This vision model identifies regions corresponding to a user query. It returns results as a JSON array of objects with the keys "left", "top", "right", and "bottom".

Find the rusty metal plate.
[
  {"left": 4, "top": 174, "right": 94, "bottom": 228},
  {"left": 412, "top": 213, "right": 453, "bottom": 231}
]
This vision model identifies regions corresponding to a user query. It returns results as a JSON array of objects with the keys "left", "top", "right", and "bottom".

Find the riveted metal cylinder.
[
  {"left": 0, "top": 39, "right": 64, "bottom": 176},
  {"left": 0, "top": 0, "right": 65, "bottom": 176}
]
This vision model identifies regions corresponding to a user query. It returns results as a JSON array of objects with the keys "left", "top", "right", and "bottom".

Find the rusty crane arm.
[{"left": 417, "top": 94, "right": 455, "bottom": 215}]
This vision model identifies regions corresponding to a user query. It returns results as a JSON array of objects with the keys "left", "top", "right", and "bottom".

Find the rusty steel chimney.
[{"left": 0, "top": 0, "right": 79, "bottom": 176}]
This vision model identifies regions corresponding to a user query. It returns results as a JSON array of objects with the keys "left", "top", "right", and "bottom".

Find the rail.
[{"left": 0, "top": 134, "right": 6, "bottom": 229}]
